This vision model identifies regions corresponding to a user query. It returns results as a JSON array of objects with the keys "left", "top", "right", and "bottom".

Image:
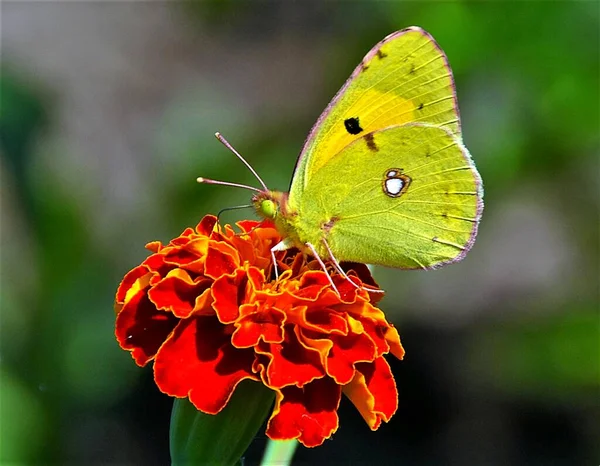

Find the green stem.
[
  {"left": 170, "top": 381, "right": 275, "bottom": 466},
  {"left": 260, "top": 439, "right": 299, "bottom": 466}
]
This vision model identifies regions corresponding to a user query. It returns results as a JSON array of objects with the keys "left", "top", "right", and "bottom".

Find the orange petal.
[
  {"left": 343, "top": 357, "right": 398, "bottom": 430},
  {"left": 154, "top": 315, "right": 258, "bottom": 414},
  {"left": 195, "top": 215, "right": 218, "bottom": 236},
  {"left": 266, "top": 377, "right": 341, "bottom": 447},
  {"left": 204, "top": 241, "right": 241, "bottom": 279},
  {"left": 148, "top": 269, "right": 212, "bottom": 318},
  {"left": 115, "top": 289, "right": 179, "bottom": 366},
  {"left": 231, "top": 303, "right": 286, "bottom": 348},
  {"left": 256, "top": 327, "right": 325, "bottom": 389},
  {"left": 385, "top": 325, "right": 405, "bottom": 360},
  {"left": 212, "top": 268, "right": 248, "bottom": 324},
  {"left": 145, "top": 241, "right": 163, "bottom": 253},
  {"left": 115, "top": 265, "right": 152, "bottom": 307}
]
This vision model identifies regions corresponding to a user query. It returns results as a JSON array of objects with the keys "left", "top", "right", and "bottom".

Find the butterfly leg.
[
  {"left": 321, "top": 238, "right": 385, "bottom": 294},
  {"left": 270, "top": 248, "right": 279, "bottom": 280},
  {"left": 319, "top": 238, "right": 360, "bottom": 289},
  {"left": 270, "top": 238, "right": 294, "bottom": 281},
  {"left": 305, "top": 242, "right": 340, "bottom": 295}
]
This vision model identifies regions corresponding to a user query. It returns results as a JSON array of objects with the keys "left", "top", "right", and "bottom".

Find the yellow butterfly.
[{"left": 199, "top": 27, "right": 483, "bottom": 292}]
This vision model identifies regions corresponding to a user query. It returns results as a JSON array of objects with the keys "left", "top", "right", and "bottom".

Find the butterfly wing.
[
  {"left": 292, "top": 123, "right": 483, "bottom": 269},
  {"left": 289, "top": 27, "right": 461, "bottom": 199}
]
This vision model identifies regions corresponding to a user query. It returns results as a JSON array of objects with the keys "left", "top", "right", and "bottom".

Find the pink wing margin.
[{"left": 289, "top": 26, "right": 462, "bottom": 188}]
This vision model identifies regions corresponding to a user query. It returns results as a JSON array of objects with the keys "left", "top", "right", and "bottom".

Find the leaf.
[{"left": 170, "top": 380, "right": 274, "bottom": 466}]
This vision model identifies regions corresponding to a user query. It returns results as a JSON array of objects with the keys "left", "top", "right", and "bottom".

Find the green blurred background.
[{"left": 1, "top": 2, "right": 598, "bottom": 465}]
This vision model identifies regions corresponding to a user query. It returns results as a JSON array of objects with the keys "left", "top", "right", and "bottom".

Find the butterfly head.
[{"left": 252, "top": 191, "right": 289, "bottom": 221}]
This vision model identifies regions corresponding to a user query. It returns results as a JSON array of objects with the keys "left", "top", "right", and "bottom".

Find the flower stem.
[
  {"left": 170, "top": 381, "right": 275, "bottom": 466},
  {"left": 260, "top": 439, "right": 298, "bottom": 466}
]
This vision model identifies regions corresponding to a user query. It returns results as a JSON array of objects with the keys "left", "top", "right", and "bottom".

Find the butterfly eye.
[{"left": 260, "top": 199, "right": 277, "bottom": 219}]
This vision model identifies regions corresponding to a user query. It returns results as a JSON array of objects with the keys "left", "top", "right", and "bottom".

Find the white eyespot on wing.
[
  {"left": 382, "top": 168, "right": 411, "bottom": 198},
  {"left": 385, "top": 177, "right": 404, "bottom": 196}
]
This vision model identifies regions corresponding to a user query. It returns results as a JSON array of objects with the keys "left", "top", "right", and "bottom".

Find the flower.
[{"left": 114, "top": 215, "right": 405, "bottom": 448}]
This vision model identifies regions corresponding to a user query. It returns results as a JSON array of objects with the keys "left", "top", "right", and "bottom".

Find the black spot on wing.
[
  {"left": 418, "top": 102, "right": 424, "bottom": 110},
  {"left": 344, "top": 117, "right": 363, "bottom": 135},
  {"left": 365, "top": 133, "right": 378, "bottom": 152},
  {"left": 376, "top": 49, "right": 388, "bottom": 59}
]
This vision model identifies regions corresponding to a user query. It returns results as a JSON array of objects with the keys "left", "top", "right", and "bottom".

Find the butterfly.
[{"left": 199, "top": 27, "right": 483, "bottom": 293}]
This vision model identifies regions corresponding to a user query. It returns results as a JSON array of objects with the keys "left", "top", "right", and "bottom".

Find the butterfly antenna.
[
  {"left": 216, "top": 204, "right": 253, "bottom": 224},
  {"left": 215, "top": 132, "right": 269, "bottom": 192},
  {"left": 196, "top": 177, "right": 263, "bottom": 193}
]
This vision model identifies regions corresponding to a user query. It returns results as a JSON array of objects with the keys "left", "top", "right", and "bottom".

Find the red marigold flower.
[{"left": 115, "top": 215, "right": 405, "bottom": 448}]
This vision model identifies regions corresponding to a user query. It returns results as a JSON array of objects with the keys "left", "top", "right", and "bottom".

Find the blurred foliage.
[
  {"left": 470, "top": 307, "right": 599, "bottom": 401},
  {"left": 1, "top": 2, "right": 598, "bottom": 465}
]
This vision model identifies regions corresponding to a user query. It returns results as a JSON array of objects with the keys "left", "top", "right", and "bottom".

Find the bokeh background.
[{"left": 1, "top": 2, "right": 598, "bottom": 465}]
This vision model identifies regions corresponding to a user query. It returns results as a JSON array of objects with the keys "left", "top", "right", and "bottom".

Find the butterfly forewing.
[{"left": 290, "top": 27, "right": 461, "bottom": 200}]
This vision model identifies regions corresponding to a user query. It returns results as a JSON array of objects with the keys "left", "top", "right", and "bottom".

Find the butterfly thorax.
[{"left": 252, "top": 190, "right": 304, "bottom": 249}]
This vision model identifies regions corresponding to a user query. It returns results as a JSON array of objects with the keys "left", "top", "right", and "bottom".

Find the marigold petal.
[
  {"left": 266, "top": 377, "right": 341, "bottom": 447},
  {"left": 300, "top": 307, "right": 348, "bottom": 335},
  {"left": 301, "top": 330, "right": 377, "bottom": 385},
  {"left": 341, "top": 263, "right": 383, "bottom": 302},
  {"left": 143, "top": 252, "right": 167, "bottom": 273},
  {"left": 385, "top": 325, "right": 405, "bottom": 360},
  {"left": 334, "top": 278, "right": 364, "bottom": 304},
  {"left": 153, "top": 239, "right": 207, "bottom": 274},
  {"left": 250, "top": 227, "right": 281, "bottom": 264},
  {"left": 295, "top": 332, "right": 333, "bottom": 373},
  {"left": 196, "top": 215, "right": 218, "bottom": 236},
  {"left": 227, "top": 234, "right": 259, "bottom": 265},
  {"left": 294, "top": 271, "right": 334, "bottom": 301},
  {"left": 154, "top": 316, "right": 258, "bottom": 414},
  {"left": 245, "top": 266, "right": 266, "bottom": 294},
  {"left": 212, "top": 268, "right": 248, "bottom": 324},
  {"left": 257, "top": 326, "right": 325, "bottom": 389},
  {"left": 350, "top": 305, "right": 401, "bottom": 358},
  {"left": 252, "top": 352, "right": 269, "bottom": 381},
  {"left": 115, "top": 265, "right": 152, "bottom": 308},
  {"left": 288, "top": 252, "right": 306, "bottom": 277},
  {"left": 145, "top": 241, "right": 163, "bottom": 253},
  {"left": 236, "top": 219, "right": 264, "bottom": 233},
  {"left": 172, "top": 228, "right": 195, "bottom": 245},
  {"left": 148, "top": 269, "right": 212, "bottom": 318},
  {"left": 225, "top": 225, "right": 277, "bottom": 268},
  {"left": 231, "top": 303, "right": 286, "bottom": 348},
  {"left": 343, "top": 357, "right": 398, "bottom": 430},
  {"left": 204, "top": 241, "right": 241, "bottom": 279},
  {"left": 115, "top": 289, "right": 179, "bottom": 366},
  {"left": 291, "top": 271, "right": 361, "bottom": 307}
]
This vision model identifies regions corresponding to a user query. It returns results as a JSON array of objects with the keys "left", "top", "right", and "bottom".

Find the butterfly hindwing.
[{"left": 291, "top": 124, "right": 482, "bottom": 269}]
